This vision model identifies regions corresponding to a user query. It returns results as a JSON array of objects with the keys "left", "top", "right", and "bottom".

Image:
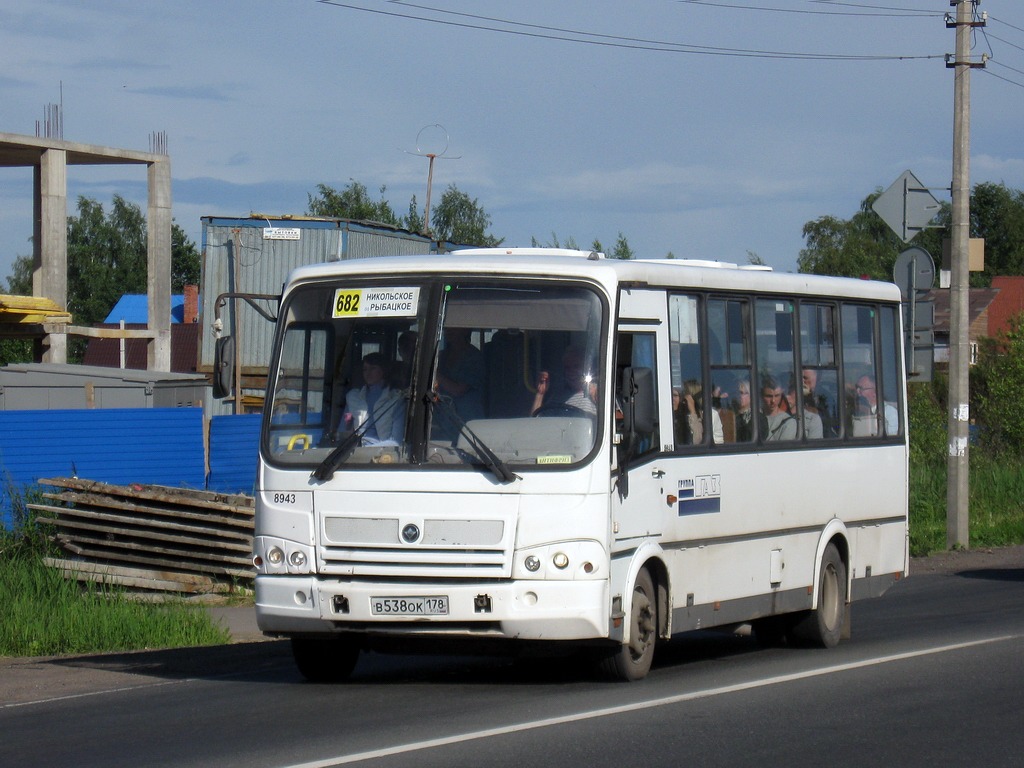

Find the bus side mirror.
[
  {"left": 213, "top": 335, "right": 234, "bottom": 398},
  {"left": 621, "top": 366, "right": 654, "bottom": 435}
]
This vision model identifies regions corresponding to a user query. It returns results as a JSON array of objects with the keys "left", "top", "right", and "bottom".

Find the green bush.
[{"left": 972, "top": 313, "right": 1024, "bottom": 453}]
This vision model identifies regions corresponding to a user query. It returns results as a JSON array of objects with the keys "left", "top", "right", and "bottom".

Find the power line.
[
  {"left": 680, "top": 0, "right": 939, "bottom": 17},
  {"left": 985, "top": 32, "right": 1024, "bottom": 54},
  {"left": 989, "top": 15, "right": 1024, "bottom": 35},
  {"left": 984, "top": 62, "right": 1024, "bottom": 89},
  {"left": 318, "top": 1, "right": 943, "bottom": 61}
]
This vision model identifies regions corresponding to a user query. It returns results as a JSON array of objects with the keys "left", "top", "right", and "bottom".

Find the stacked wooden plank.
[
  {"left": 0, "top": 294, "right": 72, "bottom": 324},
  {"left": 29, "top": 477, "right": 255, "bottom": 596}
]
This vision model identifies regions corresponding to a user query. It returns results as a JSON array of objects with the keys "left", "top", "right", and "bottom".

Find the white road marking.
[{"left": 281, "top": 635, "right": 1019, "bottom": 768}]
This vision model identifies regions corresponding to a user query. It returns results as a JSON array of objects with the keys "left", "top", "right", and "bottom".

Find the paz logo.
[{"left": 677, "top": 474, "right": 722, "bottom": 516}]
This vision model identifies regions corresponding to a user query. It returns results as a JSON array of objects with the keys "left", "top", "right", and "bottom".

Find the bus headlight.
[
  {"left": 514, "top": 541, "right": 605, "bottom": 580},
  {"left": 253, "top": 537, "right": 314, "bottom": 574}
]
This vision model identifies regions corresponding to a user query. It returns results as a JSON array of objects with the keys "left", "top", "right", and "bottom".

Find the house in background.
[
  {"left": 923, "top": 277, "right": 1024, "bottom": 366},
  {"left": 83, "top": 285, "right": 200, "bottom": 374},
  {"left": 985, "top": 276, "right": 1024, "bottom": 338},
  {"left": 923, "top": 287, "right": 998, "bottom": 365}
]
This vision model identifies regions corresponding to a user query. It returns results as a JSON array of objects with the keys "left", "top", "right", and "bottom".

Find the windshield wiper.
[
  {"left": 427, "top": 392, "right": 519, "bottom": 484},
  {"left": 311, "top": 395, "right": 406, "bottom": 482},
  {"left": 311, "top": 429, "right": 362, "bottom": 482}
]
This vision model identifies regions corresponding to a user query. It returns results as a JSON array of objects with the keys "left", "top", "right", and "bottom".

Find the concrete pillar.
[
  {"left": 35, "top": 148, "right": 68, "bottom": 364},
  {"left": 147, "top": 157, "right": 172, "bottom": 372}
]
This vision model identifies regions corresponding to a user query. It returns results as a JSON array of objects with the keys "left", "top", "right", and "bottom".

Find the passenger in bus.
[
  {"left": 532, "top": 346, "right": 597, "bottom": 415},
  {"left": 802, "top": 368, "right": 835, "bottom": 437},
  {"left": 761, "top": 376, "right": 798, "bottom": 441},
  {"left": 673, "top": 380, "right": 724, "bottom": 444},
  {"left": 672, "top": 387, "right": 697, "bottom": 444},
  {"left": 390, "top": 330, "right": 418, "bottom": 389},
  {"left": 343, "top": 352, "right": 407, "bottom": 445},
  {"left": 435, "top": 327, "right": 485, "bottom": 427},
  {"left": 733, "top": 379, "right": 756, "bottom": 441},
  {"left": 852, "top": 374, "right": 898, "bottom": 436},
  {"left": 787, "top": 377, "right": 823, "bottom": 440}
]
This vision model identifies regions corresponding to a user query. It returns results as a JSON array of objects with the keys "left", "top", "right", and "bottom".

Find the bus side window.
[
  {"left": 755, "top": 298, "right": 799, "bottom": 443},
  {"left": 616, "top": 331, "right": 659, "bottom": 457},
  {"left": 708, "top": 297, "right": 754, "bottom": 445},
  {"left": 799, "top": 302, "right": 839, "bottom": 439},
  {"left": 669, "top": 293, "right": 711, "bottom": 446}
]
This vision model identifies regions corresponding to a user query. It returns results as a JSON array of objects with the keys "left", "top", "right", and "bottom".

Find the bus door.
[{"left": 612, "top": 289, "right": 673, "bottom": 549}]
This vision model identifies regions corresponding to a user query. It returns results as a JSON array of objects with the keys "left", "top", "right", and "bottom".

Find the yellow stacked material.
[{"left": 0, "top": 294, "right": 72, "bottom": 324}]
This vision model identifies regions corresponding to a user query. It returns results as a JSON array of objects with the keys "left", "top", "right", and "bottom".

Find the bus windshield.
[{"left": 264, "top": 277, "right": 606, "bottom": 472}]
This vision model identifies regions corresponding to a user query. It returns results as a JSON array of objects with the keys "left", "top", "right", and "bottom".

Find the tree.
[
  {"left": 429, "top": 185, "right": 502, "bottom": 247},
  {"left": 798, "top": 192, "right": 911, "bottom": 279},
  {"left": 798, "top": 183, "right": 1024, "bottom": 285},
  {"left": 533, "top": 234, "right": 633, "bottom": 258},
  {"left": 307, "top": 181, "right": 400, "bottom": 225},
  {"left": 171, "top": 223, "right": 201, "bottom": 291},
  {"left": 970, "top": 182, "right": 1024, "bottom": 284},
  {"left": 0, "top": 195, "right": 201, "bottom": 364},
  {"left": 533, "top": 233, "right": 581, "bottom": 249},
  {"left": 404, "top": 194, "right": 424, "bottom": 235},
  {"left": 610, "top": 232, "right": 634, "bottom": 260},
  {"left": 307, "top": 180, "right": 502, "bottom": 246}
]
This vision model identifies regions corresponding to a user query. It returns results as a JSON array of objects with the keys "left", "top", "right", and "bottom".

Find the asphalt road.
[{"left": 2, "top": 546, "right": 1022, "bottom": 768}]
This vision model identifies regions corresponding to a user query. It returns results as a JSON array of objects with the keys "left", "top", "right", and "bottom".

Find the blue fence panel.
[
  {"left": 0, "top": 408, "right": 206, "bottom": 529},
  {"left": 206, "top": 414, "right": 261, "bottom": 495}
]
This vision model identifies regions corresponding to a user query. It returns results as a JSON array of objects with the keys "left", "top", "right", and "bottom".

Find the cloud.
[{"left": 127, "top": 85, "right": 233, "bottom": 101}]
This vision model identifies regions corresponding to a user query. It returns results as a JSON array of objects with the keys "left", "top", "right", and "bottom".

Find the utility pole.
[
  {"left": 945, "top": 0, "right": 985, "bottom": 549},
  {"left": 405, "top": 124, "right": 459, "bottom": 237}
]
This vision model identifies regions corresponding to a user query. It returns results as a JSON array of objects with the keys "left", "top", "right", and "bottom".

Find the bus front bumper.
[{"left": 255, "top": 575, "right": 610, "bottom": 641}]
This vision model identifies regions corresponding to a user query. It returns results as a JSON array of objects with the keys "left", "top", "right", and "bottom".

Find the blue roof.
[{"left": 104, "top": 294, "right": 187, "bottom": 324}]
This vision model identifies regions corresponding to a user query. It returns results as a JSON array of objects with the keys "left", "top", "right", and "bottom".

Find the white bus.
[{"left": 247, "top": 248, "right": 908, "bottom": 681}]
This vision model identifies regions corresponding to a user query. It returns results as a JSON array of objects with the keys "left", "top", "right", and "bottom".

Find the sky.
[{"left": 2, "top": 1, "right": 1024, "bottom": 286}]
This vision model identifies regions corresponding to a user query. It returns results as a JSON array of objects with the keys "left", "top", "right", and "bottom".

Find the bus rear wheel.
[
  {"left": 600, "top": 568, "right": 657, "bottom": 681},
  {"left": 790, "top": 543, "right": 847, "bottom": 648},
  {"left": 291, "top": 635, "right": 360, "bottom": 682}
]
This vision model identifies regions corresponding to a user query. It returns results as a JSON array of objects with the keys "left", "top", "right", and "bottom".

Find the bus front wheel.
[
  {"left": 291, "top": 635, "right": 360, "bottom": 682},
  {"left": 600, "top": 568, "right": 657, "bottom": 681},
  {"left": 790, "top": 543, "right": 847, "bottom": 648}
]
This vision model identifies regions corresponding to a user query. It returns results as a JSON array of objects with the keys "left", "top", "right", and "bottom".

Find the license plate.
[{"left": 370, "top": 596, "right": 449, "bottom": 616}]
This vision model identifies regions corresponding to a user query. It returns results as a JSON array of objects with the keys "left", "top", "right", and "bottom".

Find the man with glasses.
[{"left": 853, "top": 374, "right": 898, "bottom": 436}]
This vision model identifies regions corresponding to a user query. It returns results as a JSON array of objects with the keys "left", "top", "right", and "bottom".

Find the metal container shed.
[
  {"left": 0, "top": 363, "right": 208, "bottom": 410},
  {"left": 197, "top": 215, "right": 459, "bottom": 413}
]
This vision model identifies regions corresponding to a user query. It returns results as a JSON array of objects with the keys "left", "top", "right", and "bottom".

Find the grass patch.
[
  {"left": 0, "top": 508, "right": 230, "bottom": 657},
  {"left": 908, "top": 452, "right": 1024, "bottom": 556}
]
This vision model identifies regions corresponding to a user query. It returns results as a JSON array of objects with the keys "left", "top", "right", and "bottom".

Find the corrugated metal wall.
[
  {"left": 198, "top": 216, "right": 444, "bottom": 376},
  {"left": 0, "top": 408, "right": 206, "bottom": 529},
  {"left": 206, "top": 414, "right": 261, "bottom": 495}
]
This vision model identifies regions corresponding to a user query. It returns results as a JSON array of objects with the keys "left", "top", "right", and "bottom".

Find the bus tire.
[
  {"left": 291, "top": 636, "right": 360, "bottom": 682},
  {"left": 790, "top": 543, "right": 847, "bottom": 648},
  {"left": 600, "top": 568, "right": 657, "bottom": 681}
]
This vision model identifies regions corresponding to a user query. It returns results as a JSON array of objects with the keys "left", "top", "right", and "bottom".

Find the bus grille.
[{"left": 319, "top": 516, "right": 511, "bottom": 578}]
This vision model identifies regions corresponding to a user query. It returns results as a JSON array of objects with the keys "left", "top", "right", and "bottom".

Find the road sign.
[
  {"left": 873, "top": 170, "right": 942, "bottom": 243},
  {"left": 893, "top": 246, "right": 935, "bottom": 299},
  {"left": 893, "top": 246, "right": 935, "bottom": 382}
]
